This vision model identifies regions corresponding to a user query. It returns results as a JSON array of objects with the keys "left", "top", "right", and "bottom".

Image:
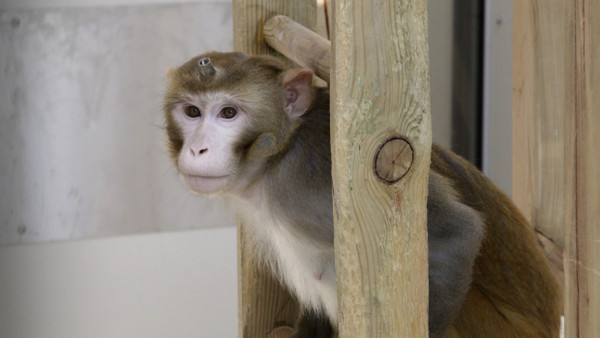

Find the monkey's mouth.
[
  {"left": 185, "top": 174, "right": 230, "bottom": 180},
  {"left": 181, "top": 173, "right": 230, "bottom": 193}
]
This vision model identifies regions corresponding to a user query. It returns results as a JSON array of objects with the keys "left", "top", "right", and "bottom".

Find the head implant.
[{"left": 198, "top": 57, "right": 216, "bottom": 78}]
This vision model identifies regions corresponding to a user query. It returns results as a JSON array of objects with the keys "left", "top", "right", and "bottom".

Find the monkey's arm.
[{"left": 426, "top": 172, "right": 485, "bottom": 337}]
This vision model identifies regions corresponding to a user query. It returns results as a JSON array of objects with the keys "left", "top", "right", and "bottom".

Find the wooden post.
[
  {"left": 232, "top": 2, "right": 317, "bottom": 337},
  {"left": 513, "top": 1, "right": 600, "bottom": 336},
  {"left": 264, "top": 18, "right": 431, "bottom": 335},
  {"left": 331, "top": 0, "right": 431, "bottom": 336},
  {"left": 246, "top": 1, "right": 430, "bottom": 335}
]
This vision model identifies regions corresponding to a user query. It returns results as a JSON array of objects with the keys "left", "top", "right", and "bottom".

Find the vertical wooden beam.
[
  {"left": 331, "top": 0, "right": 431, "bottom": 336},
  {"left": 512, "top": 0, "right": 575, "bottom": 291},
  {"left": 569, "top": 1, "right": 600, "bottom": 336},
  {"left": 513, "top": 0, "right": 600, "bottom": 336},
  {"left": 232, "top": 2, "right": 316, "bottom": 337},
  {"left": 512, "top": 0, "right": 575, "bottom": 250}
]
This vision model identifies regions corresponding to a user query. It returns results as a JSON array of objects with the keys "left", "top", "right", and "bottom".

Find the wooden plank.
[
  {"left": 569, "top": 1, "right": 600, "bottom": 336},
  {"left": 512, "top": 0, "right": 575, "bottom": 248},
  {"left": 237, "top": 226, "right": 299, "bottom": 338},
  {"left": 314, "top": 0, "right": 332, "bottom": 40},
  {"left": 232, "top": 2, "right": 316, "bottom": 337},
  {"left": 331, "top": 0, "right": 431, "bottom": 336},
  {"left": 512, "top": 0, "right": 575, "bottom": 292},
  {"left": 513, "top": 0, "right": 600, "bottom": 336}
]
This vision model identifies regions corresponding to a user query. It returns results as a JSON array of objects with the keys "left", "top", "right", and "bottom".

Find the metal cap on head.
[{"left": 198, "top": 57, "right": 216, "bottom": 78}]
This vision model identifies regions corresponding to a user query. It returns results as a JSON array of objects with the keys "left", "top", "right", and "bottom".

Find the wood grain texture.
[
  {"left": 314, "top": 0, "right": 331, "bottom": 40},
  {"left": 237, "top": 225, "right": 299, "bottom": 338},
  {"left": 232, "top": 2, "right": 316, "bottom": 337},
  {"left": 512, "top": 0, "right": 574, "bottom": 299},
  {"left": 264, "top": 15, "right": 331, "bottom": 82},
  {"left": 570, "top": 1, "right": 600, "bottom": 336},
  {"left": 331, "top": 0, "right": 431, "bottom": 336},
  {"left": 513, "top": 0, "right": 600, "bottom": 336},
  {"left": 233, "top": 0, "right": 316, "bottom": 56},
  {"left": 512, "top": 0, "right": 575, "bottom": 248}
]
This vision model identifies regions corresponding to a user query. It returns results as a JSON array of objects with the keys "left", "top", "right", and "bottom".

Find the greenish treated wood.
[{"left": 331, "top": 0, "right": 431, "bottom": 336}]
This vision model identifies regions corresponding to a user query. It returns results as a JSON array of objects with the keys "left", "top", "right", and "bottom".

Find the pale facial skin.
[{"left": 172, "top": 91, "right": 249, "bottom": 194}]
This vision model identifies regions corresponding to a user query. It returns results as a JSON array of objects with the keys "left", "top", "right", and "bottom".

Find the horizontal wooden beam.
[{"left": 264, "top": 15, "right": 331, "bottom": 82}]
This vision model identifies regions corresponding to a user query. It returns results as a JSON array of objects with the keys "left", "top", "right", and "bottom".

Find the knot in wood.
[{"left": 373, "top": 137, "right": 414, "bottom": 184}]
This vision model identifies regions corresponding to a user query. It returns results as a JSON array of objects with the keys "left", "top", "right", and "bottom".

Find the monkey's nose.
[{"left": 190, "top": 147, "right": 208, "bottom": 156}]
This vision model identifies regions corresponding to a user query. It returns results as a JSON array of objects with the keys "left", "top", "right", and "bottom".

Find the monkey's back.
[{"left": 430, "top": 145, "right": 562, "bottom": 337}]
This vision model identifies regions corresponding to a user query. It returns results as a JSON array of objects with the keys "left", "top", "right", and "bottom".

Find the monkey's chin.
[{"left": 181, "top": 174, "right": 230, "bottom": 194}]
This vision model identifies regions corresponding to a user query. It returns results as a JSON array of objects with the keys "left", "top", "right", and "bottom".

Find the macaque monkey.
[{"left": 164, "top": 52, "right": 561, "bottom": 337}]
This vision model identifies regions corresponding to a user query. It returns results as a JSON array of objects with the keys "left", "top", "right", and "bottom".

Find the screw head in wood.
[{"left": 373, "top": 137, "right": 414, "bottom": 184}]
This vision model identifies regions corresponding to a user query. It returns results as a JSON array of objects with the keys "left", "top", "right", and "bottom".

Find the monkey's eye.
[
  {"left": 184, "top": 105, "right": 201, "bottom": 118},
  {"left": 219, "top": 107, "right": 238, "bottom": 119}
]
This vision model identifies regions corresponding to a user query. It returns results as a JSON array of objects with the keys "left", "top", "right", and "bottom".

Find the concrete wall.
[{"left": 0, "top": 2, "right": 235, "bottom": 245}]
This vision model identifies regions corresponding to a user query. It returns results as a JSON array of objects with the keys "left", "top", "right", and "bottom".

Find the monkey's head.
[{"left": 164, "top": 52, "right": 314, "bottom": 194}]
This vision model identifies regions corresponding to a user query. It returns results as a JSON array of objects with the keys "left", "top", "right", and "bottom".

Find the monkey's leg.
[{"left": 293, "top": 311, "right": 333, "bottom": 338}]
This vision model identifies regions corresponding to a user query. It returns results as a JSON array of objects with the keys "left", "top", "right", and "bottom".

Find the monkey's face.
[
  {"left": 164, "top": 52, "right": 296, "bottom": 194},
  {"left": 169, "top": 91, "right": 250, "bottom": 194},
  {"left": 164, "top": 52, "right": 313, "bottom": 195}
]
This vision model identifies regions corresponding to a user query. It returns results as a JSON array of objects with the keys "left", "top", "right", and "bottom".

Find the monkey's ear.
[
  {"left": 166, "top": 68, "right": 175, "bottom": 81},
  {"left": 282, "top": 69, "right": 313, "bottom": 118}
]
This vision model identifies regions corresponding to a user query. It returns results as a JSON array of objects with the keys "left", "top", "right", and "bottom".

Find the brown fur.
[{"left": 431, "top": 145, "right": 562, "bottom": 337}]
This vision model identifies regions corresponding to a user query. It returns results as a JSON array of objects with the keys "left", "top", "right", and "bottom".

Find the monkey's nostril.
[{"left": 190, "top": 148, "right": 208, "bottom": 156}]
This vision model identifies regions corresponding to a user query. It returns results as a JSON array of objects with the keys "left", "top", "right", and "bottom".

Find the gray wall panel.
[{"left": 0, "top": 3, "right": 235, "bottom": 244}]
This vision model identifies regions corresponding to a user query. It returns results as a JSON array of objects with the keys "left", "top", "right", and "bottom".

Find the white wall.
[
  {"left": 0, "top": 227, "right": 238, "bottom": 338},
  {"left": 0, "top": 0, "right": 229, "bottom": 10},
  {"left": 0, "top": 2, "right": 235, "bottom": 245}
]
